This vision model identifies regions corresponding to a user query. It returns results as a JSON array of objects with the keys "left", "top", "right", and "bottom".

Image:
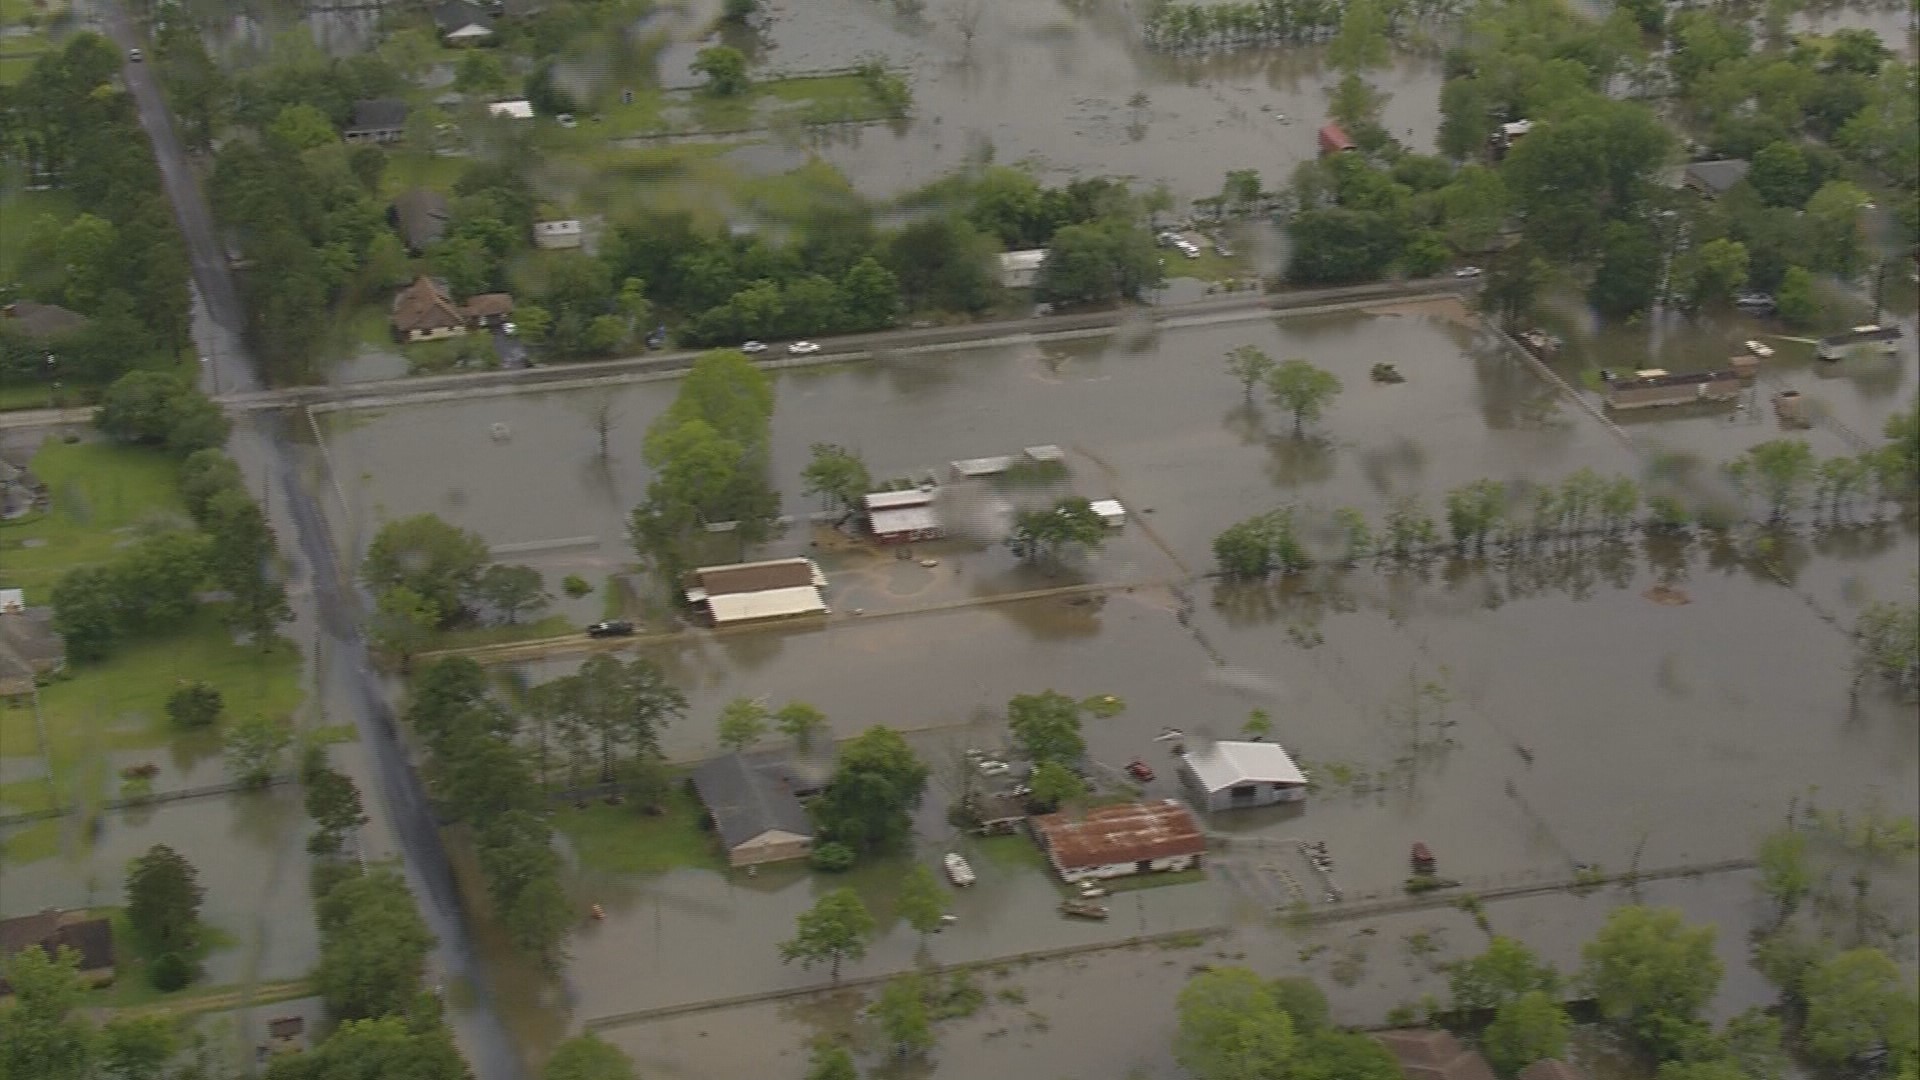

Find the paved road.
[{"left": 101, "top": 12, "right": 527, "bottom": 1080}]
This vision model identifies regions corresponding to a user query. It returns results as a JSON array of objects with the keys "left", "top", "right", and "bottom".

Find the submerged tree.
[
  {"left": 1265, "top": 359, "right": 1343, "bottom": 436},
  {"left": 1007, "top": 496, "right": 1108, "bottom": 565},
  {"left": 1226, "top": 345, "right": 1276, "bottom": 401},
  {"left": 779, "top": 888, "right": 876, "bottom": 984}
]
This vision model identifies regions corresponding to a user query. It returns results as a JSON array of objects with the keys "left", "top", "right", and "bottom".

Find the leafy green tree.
[
  {"left": 886, "top": 217, "right": 999, "bottom": 311},
  {"left": 49, "top": 566, "right": 121, "bottom": 662},
  {"left": 1036, "top": 219, "right": 1163, "bottom": 304},
  {"left": 779, "top": 888, "right": 876, "bottom": 984},
  {"left": 1450, "top": 936, "right": 1559, "bottom": 1013},
  {"left": 454, "top": 50, "right": 509, "bottom": 95},
  {"left": 314, "top": 869, "right": 435, "bottom": 1020},
  {"left": 718, "top": 697, "right": 770, "bottom": 751},
  {"left": 1007, "top": 690, "right": 1086, "bottom": 766},
  {"left": 305, "top": 766, "right": 368, "bottom": 855},
  {"left": 477, "top": 809, "right": 572, "bottom": 961},
  {"left": 1265, "top": 359, "right": 1342, "bottom": 436},
  {"left": 98, "top": 1014, "right": 178, "bottom": 1079},
  {"left": 1588, "top": 219, "right": 1662, "bottom": 318},
  {"left": 839, "top": 257, "right": 901, "bottom": 328},
  {"left": 165, "top": 681, "right": 223, "bottom": 729},
  {"left": 1483, "top": 991, "right": 1570, "bottom": 1076},
  {"left": 1679, "top": 238, "right": 1750, "bottom": 310},
  {"left": 896, "top": 863, "right": 947, "bottom": 942},
  {"left": 201, "top": 486, "right": 289, "bottom": 644},
  {"left": 811, "top": 726, "right": 928, "bottom": 854},
  {"left": 1756, "top": 828, "right": 1811, "bottom": 923},
  {"left": 371, "top": 585, "right": 439, "bottom": 669},
  {"left": 1328, "top": 0, "right": 1389, "bottom": 71},
  {"left": 1728, "top": 439, "right": 1815, "bottom": 522},
  {"left": 224, "top": 713, "right": 293, "bottom": 788},
  {"left": 1444, "top": 479, "right": 1508, "bottom": 555},
  {"left": 1007, "top": 496, "right": 1108, "bottom": 565},
  {"left": 1242, "top": 709, "right": 1274, "bottom": 740},
  {"left": 475, "top": 564, "right": 548, "bottom": 625},
  {"left": 805, "top": 1043, "right": 858, "bottom": 1080},
  {"left": 1801, "top": 948, "right": 1918, "bottom": 1068},
  {"left": 1267, "top": 977, "right": 1328, "bottom": 1032},
  {"left": 263, "top": 1016, "right": 466, "bottom": 1080},
  {"left": 126, "top": 844, "right": 203, "bottom": 957},
  {"left": 1803, "top": 179, "right": 1870, "bottom": 275},
  {"left": 1226, "top": 345, "right": 1275, "bottom": 402},
  {"left": 1774, "top": 266, "right": 1820, "bottom": 329},
  {"left": 692, "top": 46, "right": 750, "bottom": 96},
  {"left": 802, "top": 444, "right": 873, "bottom": 514},
  {"left": 544, "top": 1035, "right": 638, "bottom": 1080},
  {"left": 268, "top": 103, "right": 337, "bottom": 151},
  {"left": 775, "top": 701, "right": 830, "bottom": 753},
  {"left": 1580, "top": 906, "right": 1722, "bottom": 1056},
  {"left": 1028, "top": 759, "right": 1086, "bottom": 811},
  {"left": 1439, "top": 165, "right": 1509, "bottom": 252},
  {"left": 94, "top": 372, "right": 230, "bottom": 455},
  {"left": 1292, "top": 1029, "right": 1401, "bottom": 1080},
  {"left": 1175, "top": 967, "right": 1295, "bottom": 1080},
  {"left": 0, "top": 945, "right": 96, "bottom": 1080},
  {"left": 1748, "top": 141, "right": 1813, "bottom": 207},
  {"left": 876, "top": 974, "right": 934, "bottom": 1057},
  {"left": 362, "top": 514, "right": 491, "bottom": 626}
]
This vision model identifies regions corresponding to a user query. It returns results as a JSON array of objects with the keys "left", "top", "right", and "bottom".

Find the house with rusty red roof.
[
  {"left": 1029, "top": 799, "right": 1205, "bottom": 883},
  {"left": 1374, "top": 1029, "right": 1498, "bottom": 1080}
]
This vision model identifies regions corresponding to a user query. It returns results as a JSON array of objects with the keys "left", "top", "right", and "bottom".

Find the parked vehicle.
[
  {"left": 944, "top": 852, "right": 976, "bottom": 886},
  {"left": 1745, "top": 339, "right": 1774, "bottom": 358},
  {"left": 788, "top": 341, "right": 821, "bottom": 355},
  {"left": 586, "top": 620, "right": 635, "bottom": 638},
  {"left": 740, "top": 341, "right": 767, "bottom": 353},
  {"left": 501, "top": 322, "right": 518, "bottom": 336},
  {"left": 127, "top": 48, "right": 142, "bottom": 61},
  {"left": 1059, "top": 899, "right": 1110, "bottom": 920},
  {"left": 1453, "top": 266, "right": 1484, "bottom": 279},
  {"left": 1126, "top": 759, "right": 1155, "bottom": 782}
]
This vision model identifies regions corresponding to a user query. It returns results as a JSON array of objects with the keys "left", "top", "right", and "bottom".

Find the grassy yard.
[
  {"left": 552, "top": 780, "right": 725, "bottom": 875},
  {"left": 0, "top": 186, "right": 76, "bottom": 278},
  {"left": 0, "top": 610, "right": 304, "bottom": 815},
  {"left": 973, "top": 832, "right": 1049, "bottom": 873},
  {"left": 431, "top": 613, "right": 574, "bottom": 651},
  {"left": 0, "top": 437, "right": 190, "bottom": 599},
  {"left": 91, "top": 907, "right": 245, "bottom": 1010}
]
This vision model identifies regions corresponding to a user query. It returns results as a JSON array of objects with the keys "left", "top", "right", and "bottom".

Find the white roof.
[
  {"left": 1089, "top": 499, "right": 1125, "bottom": 519},
  {"left": 870, "top": 505, "right": 941, "bottom": 536},
  {"left": 0, "top": 588, "right": 24, "bottom": 613},
  {"left": 445, "top": 22, "right": 493, "bottom": 37},
  {"left": 865, "top": 489, "right": 933, "bottom": 510},
  {"left": 536, "top": 219, "right": 581, "bottom": 233},
  {"left": 706, "top": 586, "right": 828, "bottom": 624},
  {"left": 999, "top": 249, "right": 1049, "bottom": 271},
  {"left": 1502, "top": 120, "right": 1534, "bottom": 137},
  {"left": 951, "top": 456, "right": 1013, "bottom": 477},
  {"left": 488, "top": 100, "right": 534, "bottom": 119},
  {"left": 1023, "top": 445, "right": 1065, "bottom": 463},
  {"left": 1182, "top": 741, "right": 1307, "bottom": 792}
]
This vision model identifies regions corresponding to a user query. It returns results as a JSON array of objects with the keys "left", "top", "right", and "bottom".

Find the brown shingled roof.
[
  {"left": 463, "top": 292, "right": 514, "bottom": 319},
  {"left": 0, "top": 910, "right": 115, "bottom": 995},
  {"left": 1031, "top": 799, "right": 1204, "bottom": 871},
  {"left": 1374, "top": 1029, "right": 1499, "bottom": 1080},
  {"left": 694, "top": 559, "right": 818, "bottom": 597},
  {"left": 390, "top": 276, "right": 467, "bottom": 335}
]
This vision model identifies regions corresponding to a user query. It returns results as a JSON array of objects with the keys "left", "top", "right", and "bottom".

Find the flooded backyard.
[{"left": 309, "top": 302, "right": 1919, "bottom": 1073}]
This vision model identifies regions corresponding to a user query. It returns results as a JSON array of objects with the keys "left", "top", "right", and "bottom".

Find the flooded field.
[{"left": 314, "top": 303, "right": 1918, "bottom": 1070}]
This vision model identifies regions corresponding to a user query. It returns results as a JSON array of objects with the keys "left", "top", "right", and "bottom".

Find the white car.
[
  {"left": 556, "top": 113, "right": 577, "bottom": 129},
  {"left": 787, "top": 341, "right": 821, "bottom": 355},
  {"left": 501, "top": 322, "right": 517, "bottom": 336},
  {"left": 739, "top": 341, "right": 767, "bottom": 353},
  {"left": 1745, "top": 340, "right": 1774, "bottom": 358},
  {"left": 127, "top": 48, "right": 142, "bottom": 62},
  {"left": 1454, "top": 266, "right": 1484, "bottom": 279}
]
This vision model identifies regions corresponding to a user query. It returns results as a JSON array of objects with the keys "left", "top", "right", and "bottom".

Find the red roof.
[
  {"left": 1318, "top": 122, "right": 1356, "bottom": 153},
  {"left": 1031, "top": 799, "right": 1204, "bottom": 871}
]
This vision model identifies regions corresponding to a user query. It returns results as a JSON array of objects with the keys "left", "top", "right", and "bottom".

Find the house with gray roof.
[
  {"left": 390, "top": 188, "right": 451, "bottom": 254},
  {"left": 1682, "top": 159, "right": 1750, "bottom": 199},
  {"left": 1180, "top": 739, "right": 1309, "bottom": 811},
  {"left": 689, "top": 752, "right": 820, "bottom": 867},
  {"left": 432, "top": 0, "right": 495, "bottom": 44},
  {"left": 343, "top": 99, "right": 408, "bottom": 144}
]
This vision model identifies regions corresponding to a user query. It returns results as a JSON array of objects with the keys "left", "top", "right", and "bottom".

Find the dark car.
[
  {"left": 586, "top": 620, "right": 634, "bottom": 638},
  {"left": 1126, "top": 759, "right": 1155, "bottom": 782}
]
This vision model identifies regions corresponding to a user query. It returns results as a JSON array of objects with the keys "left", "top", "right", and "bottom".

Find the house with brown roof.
[
  {"left": 1029, "top": 799, "right": 1205, "bottom": 883},
  {"left": 0, "top": 606, "right": 65, "bottom": 698},
  {"left": 1374, "top": 1029, "right": 1499, "bottom": 1080},
  {"left": 683, "top": 558, "right": 829, "bottom": 626},
  {"left": 388, "top": 277, "right": 514, "bottom": 343},
  {"left": 463, "top": 292, "right": 515, "bottom": 328},
  {"left": 0, "top": 910, "right": 116, "bottom": 996},
  {"left": 1318, "top": 121, "right": 1357, "bottom": 157}
]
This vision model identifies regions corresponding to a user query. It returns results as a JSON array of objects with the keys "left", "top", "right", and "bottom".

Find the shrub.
[
  {"left": 562, "top": 574, "right": 593, "bottom": 598},
  {"left": 148, "top": 951, "right": 193, "bottom": 991},
  {"left": 810, "top": 842, "right": 856, "bottom": 872},
  {"left": 166, "top": 681, "right": 224, "bottom": 729}
]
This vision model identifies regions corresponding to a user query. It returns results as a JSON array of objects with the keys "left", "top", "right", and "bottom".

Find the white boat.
[
  {"left": 1745, "top": 340, "right": 1774, "bottom": 358},
  {"left": 944, "top": 853, "right": 976, "bottom": 887}
]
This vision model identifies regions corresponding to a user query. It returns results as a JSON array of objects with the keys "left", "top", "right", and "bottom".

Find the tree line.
[
  {"left": 1143, "top": 0, "right": 1461, "bottom": 53},
  {"left": 361, "top": 513, "right": 552, "bottom": 665},
  {"left": 0, "top": 34, "right": 192, "bottom": 394}
]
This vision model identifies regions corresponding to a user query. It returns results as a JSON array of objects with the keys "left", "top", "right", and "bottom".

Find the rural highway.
[{"left": 99, "top": 10, "right": 529, "bottom": 1080}]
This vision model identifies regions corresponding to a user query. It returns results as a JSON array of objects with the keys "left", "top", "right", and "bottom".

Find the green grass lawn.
[
  {"left": 552, "top": 780, "right": 725, "bottom": 875},
  {"left": 0, "top": 437, "right": 190, "bottom": 599},
  {"left": 431, "top": 613, "right": 574, "bottom": 651},
  {"left": 91, "top": 907, "right": 244, "bottom": 1009},
  {"left": 1, "top": 610, "right": 304, "bottom": 816},
  {"left": 973, "top": 832, "right": 1049, "bottom": 873}
]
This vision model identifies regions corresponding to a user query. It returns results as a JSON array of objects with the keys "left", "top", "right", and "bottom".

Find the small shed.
[
  {"left": 951, "top": 456, "right": 1014, "bottom": 479},
  {"left": 1089, "top": 499, "right": 1126, "bottom": 527},
  {"left": 865, "top": 488, "right": 943, "bottom": 543},
  {"left": 389, "top": 188, "right": 450, "bottom": 254},
  {"left": 1180, "top": 740, "right": 1308, "bottom": 811},
  {"left": 0, "top": 301, "right": 88, "bottom": 339},
  {"left": 533, "top": 219, "right": 584, "bottom": 250},
  {"left": 1317, "top": 122, "right": 1356, "bottom": 157},
  {"left": 998, "top": 249, "right": 1049, "bottom": 289},
  {"left": 488, "top": 99, "right": 534, "bottom": 120}
]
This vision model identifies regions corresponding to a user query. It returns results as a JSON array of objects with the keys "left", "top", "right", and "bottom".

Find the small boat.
[
  {"left": 1076, "top": 882, "right": 1108, "bottom": 898},
  {"left": 1745, "top": 340, "right": 1774, "bottom": 358},
  {"left": 1059, "top": 899, "right": 1110, "bottom": 920},
  {"left": 944, "top": 852, "right": 976, "bottom": 887}
]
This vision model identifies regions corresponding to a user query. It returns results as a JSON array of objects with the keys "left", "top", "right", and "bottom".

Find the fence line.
[{"left": 0, "top": 775, "right": 294, "bottom": 827}]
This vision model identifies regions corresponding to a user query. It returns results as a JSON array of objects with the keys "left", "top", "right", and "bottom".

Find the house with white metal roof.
[
  {"left": 1179, "top": 740, "right": 1308, "bottom": 811},
  {"left": 684, "top": 558, "right": 829, "bottom": 626}
]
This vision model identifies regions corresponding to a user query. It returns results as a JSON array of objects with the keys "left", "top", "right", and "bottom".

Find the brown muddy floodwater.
[{"left": 316, "top": 306, "right": 1918, "bottom": 1074}]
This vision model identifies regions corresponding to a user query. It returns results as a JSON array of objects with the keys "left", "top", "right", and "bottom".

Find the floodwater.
[{"left": 317, "top": 303, "right": 1918, "bottom": 1070}]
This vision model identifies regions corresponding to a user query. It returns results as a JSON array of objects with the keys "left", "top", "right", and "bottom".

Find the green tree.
[
  {"left": 1444, "top": 479, "right": 1508, "bottom": 555},
  {"left": 223, "top": 713, "right": 292, "bottom": 788},
  {"left": 474, "top": 564, "right": 548, "bottom": 625},
  {"left": 305, "top": 766, "right": 368, "bottom": 855},
  {"left": 1226, "top": 345, "right": 1275, "bottom": 402},
  {"left": 1748, "top": 141, "right": 1813, "bottom": 207},
  {"left": 1292, "top": 1029, "right": 1401, "bottom": 1080},
  {"left": 544, "top": 1034, "right": 638, "bottom": 1080},
  {"left": 454, "top": 50, "right": 509, "bottom": 95},
  {"left": 371, "top": 585, "right": 440, "bottom": 669},
  {"left": 1801, "top": 948, "right": 1918, "bottom": 1068},
  {"left": 98, "top": 1014, "right": 177, "bottom": 1080},
  {"left": 477, "top": 810, "right": 572, "bottom": 961},
  {"left": 1580, "top": 906, "right": 1723, "bottom": 1056},
  {"left": 1756, "top": 828, "right": 1812, "bottom": 923},
  {"left": 876, "top": 974, "right": 934, "bottom": 1057},
  {"left": 895, "top": 863, "right": 947, "bottom": 942},
  {"left": 201, "top": 487, "right": 289, "bottom": 644},
  {"left": 1438, "top": 166, "right": 1508, "bottom": 252},
  {"left": 1175, "top": 967, "right": 1295, "bottom": 1080},
  {"left": 1265, "top": 359, "right": 1342, "bottom": 436},
  {"left": 49, "top": 566, "right": 121, "bottom": 662},
  {"left": 1680, "top": 238, "right": 1750, "bottom": 310},
  {"left": 1242, "top": 709, "right": 1274, "bottom": 740},
  {"left": 1036, "top": 219, "right": 1163, "bottom": 304},
  {"left": 1027, "top": 759, "right": 1086, "bottom": 811},
  {"left": 1007, "top": 496, "right": 1108, "bottom": 565},
  {"left": 775, "top": 701, "right": 830, "bottom": 753},
  {"left": 1803, "top": 179, "right": 1870, "bottom": 276},
  {"left": 1483, "top": 991, "right": 1570, "bottom": 1076},
  {"left": 1773, "top": 266, "right": 1820, "bottom": 330},
  {"left": 362, "top": 513, "right": 491, "bottom": 626},
  {"left": 165, "top": 681, "right": 223, "bottom": 729},
  {"left": 263, "top": 1016, "right": 466, "bottom": 1080},
  {"left": 1328, "top": 0, "right": 1389, "bottom": 71},
  {"left": 1267, "top": 977, "right": 1328, "bottom": 1032},
  {"left": 811, "top": 726, "right": 928, "bottom": 854},
  {"left": 314, "top": 870, "right": 434, "bottom": 1020},
  {"left": 1728, "top": 439, "right": 1816, "bottom": 522},
  {"left": 126, "top": 844, "right": 203, "bottom": 955},
  {"left": 692, "top": 46, "right": 750, "bottom": 96},
  {"left": 94, "top": 372, "right": 229, "bottom": 455},
  {"left": 839, "top": 257, "right": 901, "bottom": 328},
  {"left": 267, "top": 103, "right": 337, "bottom": 151},
  {"left": 805, "top": 1043, "right": 858, "bottom": 1080},
  {"left": 802, "top": 444, "right": 873, "bottom": 514},
  {"left": 718, "top": 697, "right": 770, "bottom": 752},
  {"left": 1588, "top": 219, "right": 1662, "bottom": 318},
  {"left": 1450, "top": 936, "right": 1560, "bottom": 1012},
  {"left": 779, "top": 888, "right": 876, "bottom": 984},
  {"left": 0, "top": 945, "right": 96, "bottom": 1080},
  {"left": 1006, "top": 690, "right": 1086, "bottom": 766}
]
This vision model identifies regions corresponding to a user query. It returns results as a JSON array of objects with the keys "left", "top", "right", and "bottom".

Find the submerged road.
[{"left": 102, "top": 11, "right": 527, "bottom": 1080}]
